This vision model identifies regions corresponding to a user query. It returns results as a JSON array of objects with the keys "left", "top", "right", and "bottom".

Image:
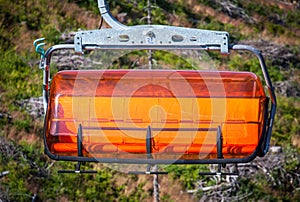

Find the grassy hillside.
[{"left": 0, "top": 0, "right": 300, "bottom": 201}]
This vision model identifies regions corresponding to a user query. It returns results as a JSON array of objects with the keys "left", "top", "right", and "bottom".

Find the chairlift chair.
[{"left": 34, "top": 0, "right": 276, "bottom": 174}]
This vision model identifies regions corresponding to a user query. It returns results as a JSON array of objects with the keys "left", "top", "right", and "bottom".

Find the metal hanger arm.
[{"left": 97, "top": 0, "right": 128, "bottom": 30}]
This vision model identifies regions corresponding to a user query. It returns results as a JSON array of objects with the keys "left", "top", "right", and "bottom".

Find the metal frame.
[
  {"left": 73, "top": 26, "right": 229, "bottom": 54},
  {"left": 38, "top": 0, "right": 276, "bottom": 166}
]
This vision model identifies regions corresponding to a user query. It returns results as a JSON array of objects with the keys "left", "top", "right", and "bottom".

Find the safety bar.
[{"left": 231, "top": 44, "right": 277, "bottom": 155}]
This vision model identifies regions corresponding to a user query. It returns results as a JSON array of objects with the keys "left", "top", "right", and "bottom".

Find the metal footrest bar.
[
  {"left": 128, "top": 171, "right": 168, "bottom": 175},
  {"left": 58, "top": 170, "right": 97, "bottom": 174},
  {"left": 58, "top": 162, "right": 97, "bottom": 174},
  {"left": 199, "top": 172, "right": 239, "bottom": 176}
]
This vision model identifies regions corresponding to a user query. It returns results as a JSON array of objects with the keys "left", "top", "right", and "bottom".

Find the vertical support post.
[
  {"left": 76, "top": 124, "right": 83, "bottom": 173},
  {"left": 146, "top": 125, "right": 153, "bottom": 174},
  {"left": 146, "top": 126, "right": 153, "bottom": 174},
  {"left": 217, "top": 125, "right": 226, "bottom": 172},
  {"left": 77, "top": 124, "right": 83, "bottom": 157},
  {"left": 146, "top": 125, "right": 153, "bottom": 159},
  {"left": 217, "top": 126, "right": 223, "bottom": 160}
]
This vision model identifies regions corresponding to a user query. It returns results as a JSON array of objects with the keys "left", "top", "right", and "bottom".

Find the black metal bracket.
[
  {"left": 146, "top": 125, "right": 153, "bottom": 159},
  {"left": 58, "top": 124, "right": 97, "bottom": 174},
  {"left": 128, "top": 126, "right": 168, "bottom": 175},
  {"left": 199, "top": 126, "right": 239, "bottom": 176}
]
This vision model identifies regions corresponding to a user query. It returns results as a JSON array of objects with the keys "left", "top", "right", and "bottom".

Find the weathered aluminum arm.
[{"left": 98, "top": 0, "right": 128, "bottom": 30}]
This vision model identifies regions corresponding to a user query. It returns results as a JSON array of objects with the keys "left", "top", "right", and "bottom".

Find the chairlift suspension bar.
[{"left": 97, "top": 0, "right": 128, "bottom": 30}]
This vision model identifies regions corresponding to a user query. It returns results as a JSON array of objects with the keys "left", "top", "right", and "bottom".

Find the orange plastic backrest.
[{"left": 45, "top": 70, "right": 266, "bottom": 160}]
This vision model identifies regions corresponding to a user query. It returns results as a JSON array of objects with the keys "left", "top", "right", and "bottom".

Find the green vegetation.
[
  {"left": 0, "top": 49, "right": 41, "bottom": 102},
  {"left": 273, "top": 97, "right": 300, "bottom": 146},
  {"left": 165, "top": 165, "right": 209, "bottom": 190},
  {"left": 0, "top": 0, "right": 299, "bottom": 201},
  {"left": 0, "top": 141, "right": 125, "bottom": 201},
  {"left": 228, "top": 53, "right": 284, "bottom": 81}
]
